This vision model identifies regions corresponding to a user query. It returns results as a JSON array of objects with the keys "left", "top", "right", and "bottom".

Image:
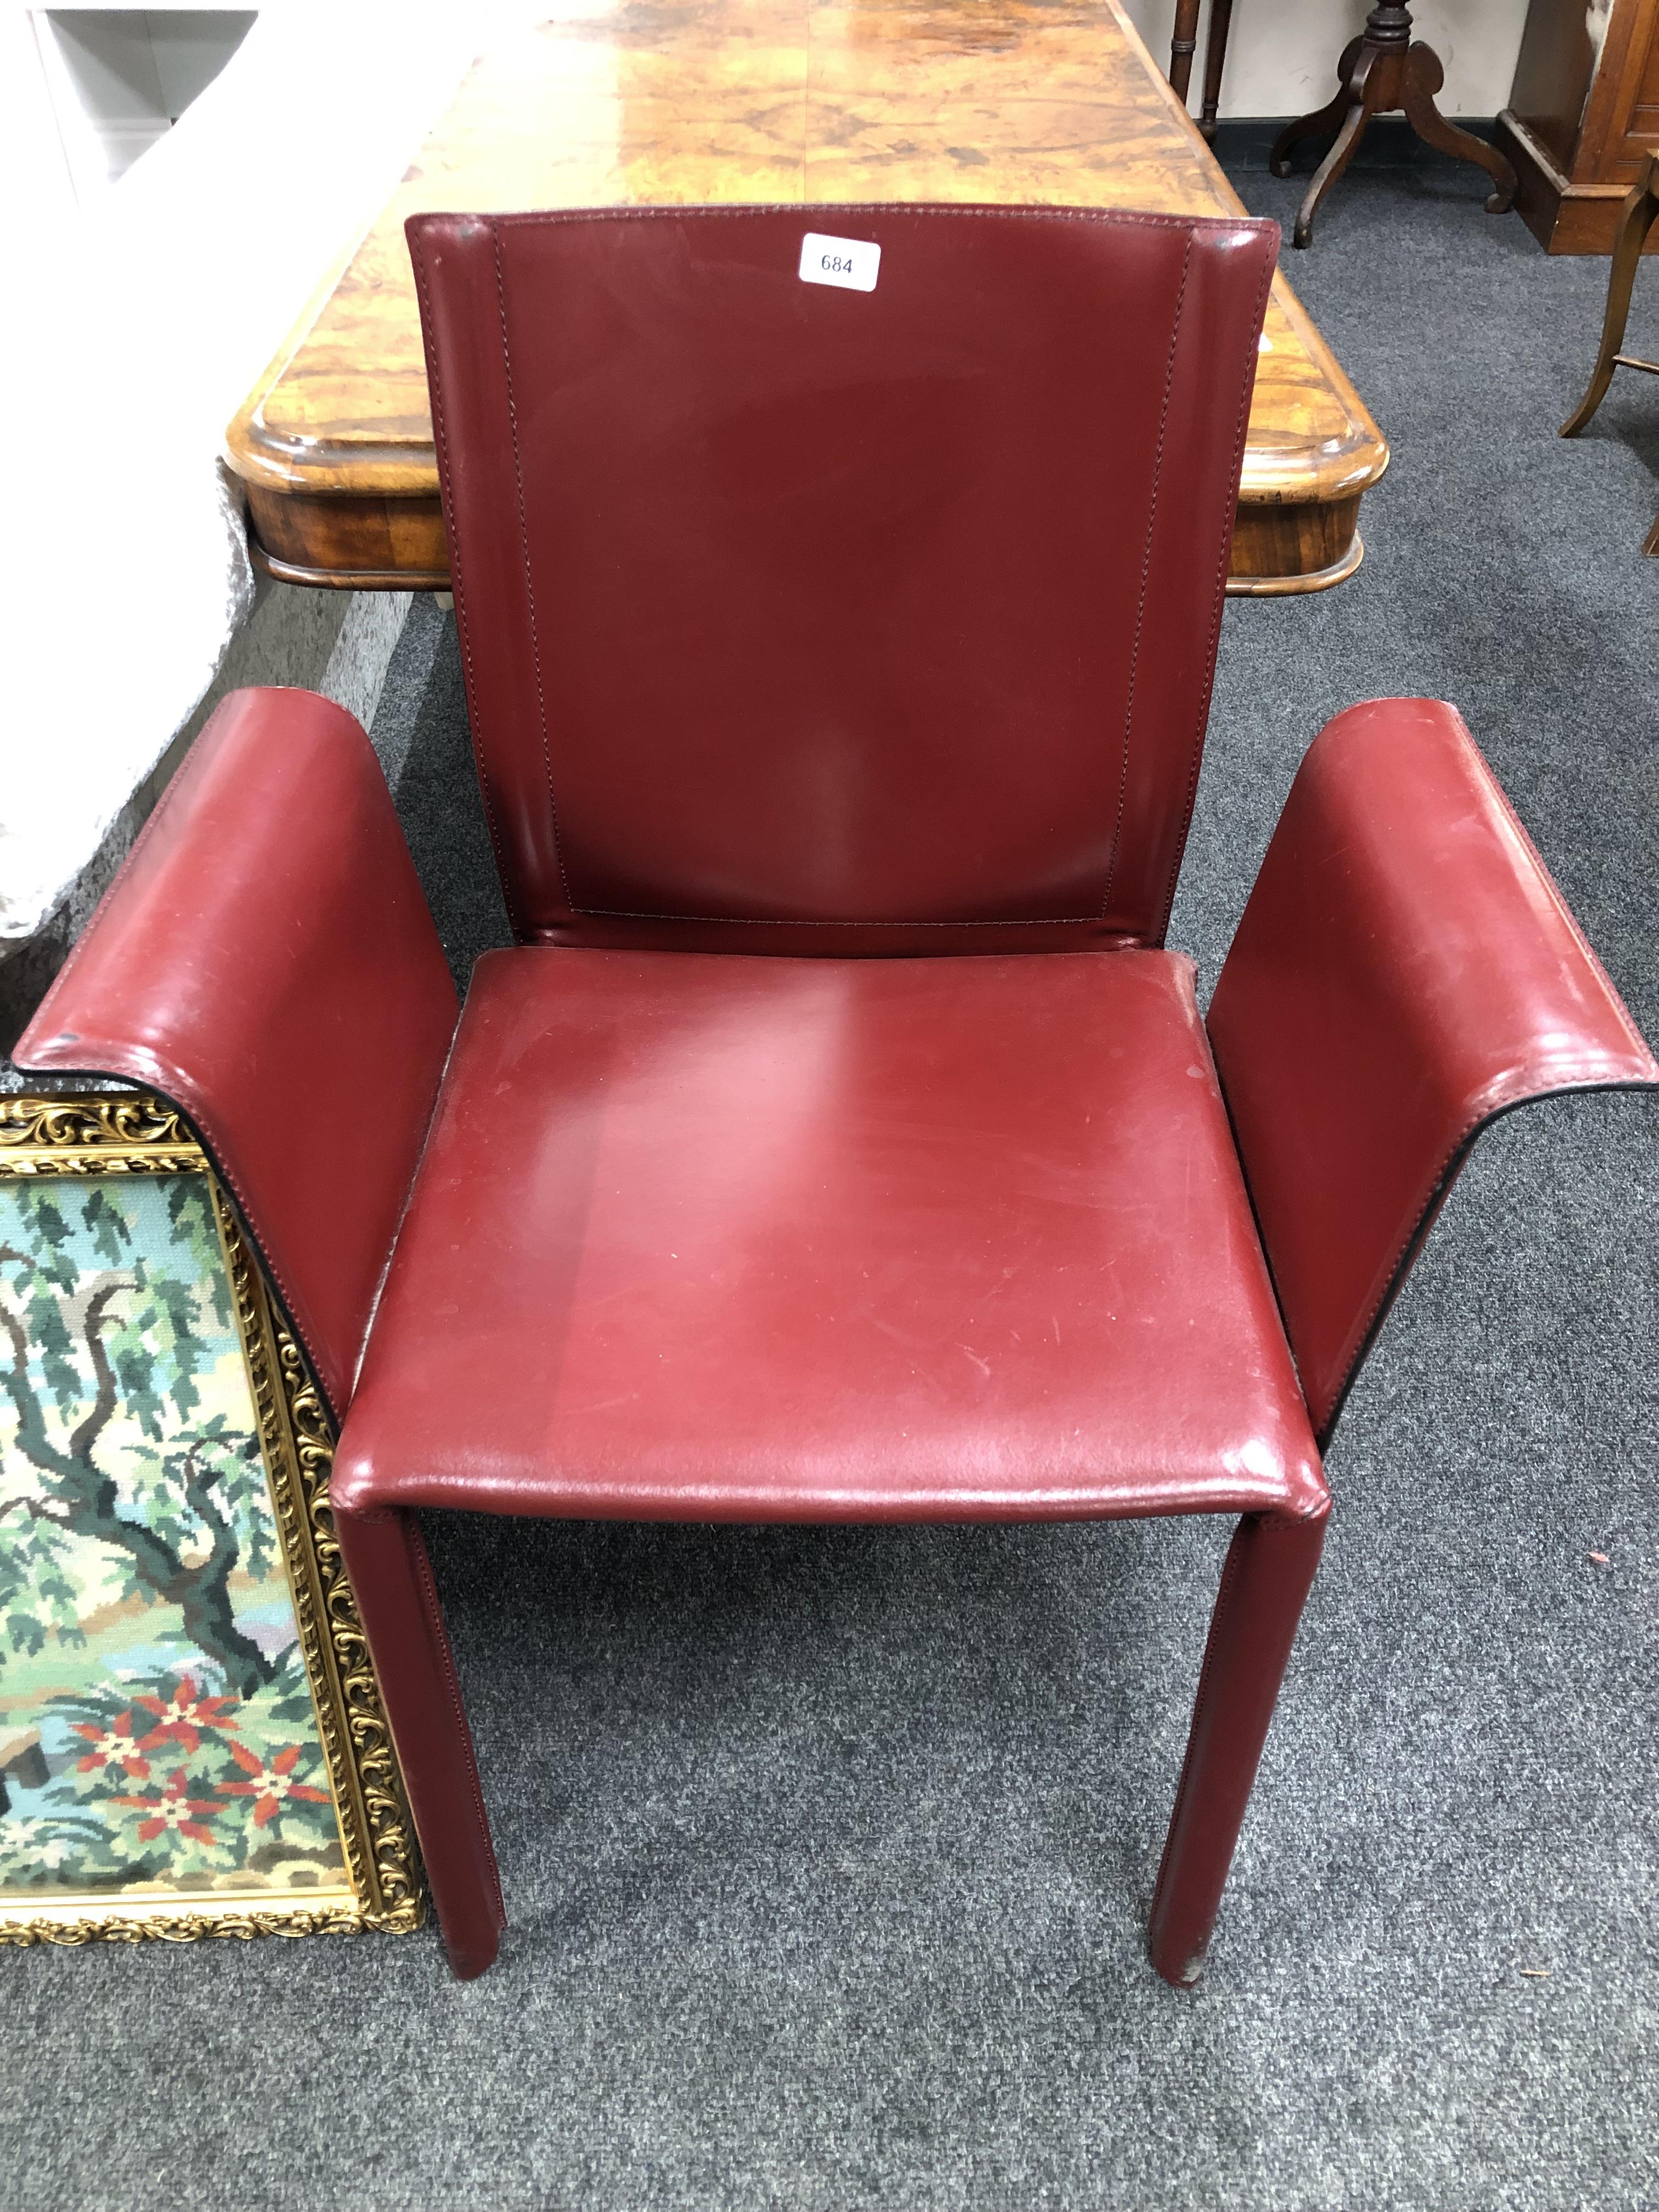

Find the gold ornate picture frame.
[{"left": 0, "top": 1092, "right": 423, "bottom": 1948}]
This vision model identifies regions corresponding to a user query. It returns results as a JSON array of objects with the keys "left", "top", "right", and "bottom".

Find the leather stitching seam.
[
  {"left": 553, "top": 908, "right": 1142, "bottom": 931},
  {"left": 1150, "top": 1504, "right": 1326, "bottom": 1948},
  {"left": 491, "top": 224, "right": 576, "bottom": 915},
  {"left": 19, "top": 695, "right": 360, "bottom": 1030},
  {"left": 484, "top": 204, "right": 1272, "bottom": 239},
  {"left": 1455, "top": 709, "right": 1656, "bottom": 1066},
  {"left": 1321, "top": 1063, "right": 1657, "bottom": 1438},
  {"left": 406, "top": 1515, "right": 507, "bottom": 1925},
  {"left": 19, "top": 702, "right": 373, "bottom": 1425},
  {"left": 410, "top": 233, "right": 526, "bottom": 938},
  {"left": 408, "top": 206, "right": 1277, "bottom": 946},
  {"left": 1150, "top": 1520, "right": 1247, "bottom": 1916},
  {"left": 1101, "top": 232, "right": 1193, "bottom": 922},
  {"left": 1153, "top": 241, "right": 1277, "bottom": 944},
  {"left": 1317, "top": 714, "right": 1659, "bottom": 1435},
  {"left": 73, "top": 1066, "right": 342, "bottom": 1430}
]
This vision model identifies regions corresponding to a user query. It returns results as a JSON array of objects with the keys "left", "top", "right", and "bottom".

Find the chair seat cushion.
[{"left": 332, "top": 949, "right": 1326, "bottom": 1526}]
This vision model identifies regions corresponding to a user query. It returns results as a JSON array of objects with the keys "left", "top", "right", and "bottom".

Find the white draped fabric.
[{"left": 0, "top": 6, "right": 533, "bottom": 948}]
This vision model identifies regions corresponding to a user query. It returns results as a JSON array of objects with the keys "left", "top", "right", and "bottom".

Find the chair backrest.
[{"left": 408, "top": 203, "right": 1276, "bottom": 955}]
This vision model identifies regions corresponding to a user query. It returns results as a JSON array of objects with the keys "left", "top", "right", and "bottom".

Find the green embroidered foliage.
[
  {"left": 0, "top": 1177, "right": 274, "bottom": 1695},
  {"left": 0, "top": 1175, "right": 346, "bottom": 1899}
]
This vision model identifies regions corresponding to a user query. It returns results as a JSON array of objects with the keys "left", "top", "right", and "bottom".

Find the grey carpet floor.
[{"left": 6, "top": 138, "right": 1659, "bottom": 2211}]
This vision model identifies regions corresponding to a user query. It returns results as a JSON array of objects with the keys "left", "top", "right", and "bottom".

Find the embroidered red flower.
[
  {"left": 111, "top": 1768, "right": 221, "bottom": 1845},
  {"left": 72, "top": 1709, "right": 150, "bottom": 1780},
  {"left": 218, "top": 1742, "right": 331, "bottom": 1829},
  {"left": 132, "top": 1674, "right": 240, "bottom": 1753}
]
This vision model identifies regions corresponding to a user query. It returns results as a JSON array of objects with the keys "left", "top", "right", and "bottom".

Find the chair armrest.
[
  {"left": 15, "top": 688, "right": 458, "bottom": 1419},
  {"left": 1208, "top": 698, "right": 1658, "bottom": 1448}
]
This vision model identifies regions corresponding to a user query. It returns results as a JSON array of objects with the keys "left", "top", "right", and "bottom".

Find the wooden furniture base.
[
  {"left": 1560, "top": 151, "right": 1659, "bottom": 554},
  {"left": 1497, "top": 111, "right": 1659, "bottom": 255},
  {"left": 245, "top": 487, "right": 1368, "bottom": 601},
  {"left": 1270, "top": 2, "right": 1517, "bottom": 249},
  {"left": 1498, "top": 0, "right": 1659, "bottom": 255},
  {"left": 1168, "top": 0, "right": 1234, "bottom": 141}
]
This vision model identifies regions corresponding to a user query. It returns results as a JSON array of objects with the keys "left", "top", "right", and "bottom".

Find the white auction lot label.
[{"left": 798, "top": 232, "right": 881, "bottom": 292}]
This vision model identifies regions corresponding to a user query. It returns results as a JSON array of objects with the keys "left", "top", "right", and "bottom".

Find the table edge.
[
  {"left": 223, "top": 2, "right": 1390, "bottom": 580},
  {"left": 224, "top": 256, "right": 1390, "bottom": 507}
]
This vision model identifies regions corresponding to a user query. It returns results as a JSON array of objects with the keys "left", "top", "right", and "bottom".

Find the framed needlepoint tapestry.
[{"left": 0, "top": 1092, "right": 423, "bottom": 1948}]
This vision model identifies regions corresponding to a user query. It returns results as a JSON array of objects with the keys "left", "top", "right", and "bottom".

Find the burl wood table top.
[{"left": 224, "top": 0, "right": 1389, "bottom": 595}]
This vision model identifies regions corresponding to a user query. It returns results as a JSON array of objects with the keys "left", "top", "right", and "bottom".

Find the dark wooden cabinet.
[{"left": 1499, "top": 0, "right": 1659, "bottom": 250}]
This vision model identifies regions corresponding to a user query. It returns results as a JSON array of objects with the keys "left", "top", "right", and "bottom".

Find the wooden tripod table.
[
  {"left": 224, "top": 0, "right": 1389, "bottom": 597},
  {"left": 1271, "top": 1, "right": 1517, "bottom": 251}
]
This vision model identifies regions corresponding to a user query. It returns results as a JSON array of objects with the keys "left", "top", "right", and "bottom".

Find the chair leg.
[
  {"left": 1561, "top": 154, "right": 1659, "bottom": 438},
  {"left": 334, "top": 1500, "right": 506, "bottom": 1978},
  {"left": 1147, "top": 1505, "right": 1328, "bottom": 1988}
]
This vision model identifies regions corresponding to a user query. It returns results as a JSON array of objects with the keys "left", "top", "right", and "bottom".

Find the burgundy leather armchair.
[{"left": 18, "top": 206, "right": 1656, "bottom": 1986}]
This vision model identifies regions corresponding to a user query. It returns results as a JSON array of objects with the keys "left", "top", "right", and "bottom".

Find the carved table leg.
[
  {"left": 1168, "top": 0, "right": 1201, "bottom": 107},
  {"left": 1561, "top": 154, "right": 1659, "bottom": 438},
  {"left": 1285, "top": 46, "right": 1389, "bottom": 251},
  {"left": 1270, "top": 38, "right": 1364, "bottom": 183},
  {"left": 1268, "top": 4, "right": 1519, "bottom": 250},
  {"left": 1400, "top": 43, "right": 1515, "bottom": 212}
]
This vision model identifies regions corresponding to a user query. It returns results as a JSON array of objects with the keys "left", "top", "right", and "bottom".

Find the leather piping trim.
[{"left": 1313, "top": 1075, "right": 1659, "bottom": 1453}]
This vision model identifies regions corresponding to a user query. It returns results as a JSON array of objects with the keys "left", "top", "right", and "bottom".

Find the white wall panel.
[{"left": 1119, "top": 0, "right": 1530, "bottom": 120}]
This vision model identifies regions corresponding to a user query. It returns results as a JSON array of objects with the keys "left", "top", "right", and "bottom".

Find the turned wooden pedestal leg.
[
  {"left": 1168, "top": 0, "right": 1200, "bottom": 109},
  {"left": 1198, "top": 0, "right": 1234, "bottom": 142},
  {"left": 1169, "top": 0, "right": 1234, "bottom": 144},
  {"left": 1269, "top": 3, "right": 1516, "bottom": 250}
]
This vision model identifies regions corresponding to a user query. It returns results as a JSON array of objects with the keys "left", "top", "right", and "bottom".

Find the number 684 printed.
[{"left": 798, "top": 232, "right": 881, "bottom": 292}]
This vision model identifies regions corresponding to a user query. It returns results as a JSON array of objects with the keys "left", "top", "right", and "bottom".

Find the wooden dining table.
[{"left": 224, "top": 0, "right": 1388, "bottom": 596}]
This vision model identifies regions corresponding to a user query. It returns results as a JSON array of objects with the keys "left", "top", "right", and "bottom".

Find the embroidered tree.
[{"left": 0, "top": 1177, "right": 275, "bottom": 1699}]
